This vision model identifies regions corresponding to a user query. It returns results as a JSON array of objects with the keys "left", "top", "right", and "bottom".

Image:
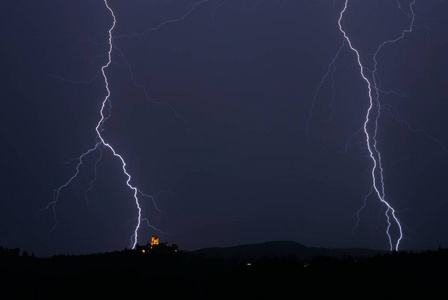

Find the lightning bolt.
[
  {"left": 336, "top": 0, "right": 418, "bottom": 251},
  {"left": 94, "top": 0, "right": 145, "bottom": 249},
  {"left": 41, "top": 0, "right": 162, "bottom": 250},
  {"left": 41, "top": 0, "right": 224, "bottom": 253}
]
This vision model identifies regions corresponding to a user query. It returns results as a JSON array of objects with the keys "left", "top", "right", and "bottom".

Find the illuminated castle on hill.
[
  {"left": 136, "top": 235, "right": 178, "bottom": 254},
  {"left": 150, "top": 235, "right": 159, "bottom": 249}
]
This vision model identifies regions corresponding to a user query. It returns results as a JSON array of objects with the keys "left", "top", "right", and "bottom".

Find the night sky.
[{"left": 1, "top": 0, "right": 448, "bottom": 256}]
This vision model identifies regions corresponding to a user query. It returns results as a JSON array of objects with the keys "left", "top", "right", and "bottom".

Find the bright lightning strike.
[
  {"left": 94, "top": 0, "right": 144, "bottom": 250},
  {"left": 41, "top": 0, "right": 161, "bottom": 250},
  {"left": 41, "top": 0, "right": 221, "bottom": 253},
  {"left": 336, "top": 0, "right": 417, "bottom": 251},
  {"left": 309, "top": 0, "right": 419, "bottom": 251}
]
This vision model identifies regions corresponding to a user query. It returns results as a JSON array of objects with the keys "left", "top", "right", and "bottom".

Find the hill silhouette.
[
  {"left": 194, "top": 240, "right": 383, "bottom": 259},
  {"left": 1, "top": 243, "right": 447, "bottom": 297}
]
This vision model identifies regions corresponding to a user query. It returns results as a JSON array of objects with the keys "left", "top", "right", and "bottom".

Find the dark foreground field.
[{"left": 1, "top": 243, "right": 446, "bottom": 298}]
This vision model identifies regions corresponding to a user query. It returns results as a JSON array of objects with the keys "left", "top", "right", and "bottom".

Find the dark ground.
[{"left": 1, "top": 242, "right": 446, "bottom": 298}]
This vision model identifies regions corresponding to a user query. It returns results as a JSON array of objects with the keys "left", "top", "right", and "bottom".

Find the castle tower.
[{"left": 150, "top": 235, "right": 159, "bottom": 249}]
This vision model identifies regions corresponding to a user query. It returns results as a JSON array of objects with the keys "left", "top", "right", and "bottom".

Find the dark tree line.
[{"left": 1, "top": 246, "right": 447, "bottom": 297}]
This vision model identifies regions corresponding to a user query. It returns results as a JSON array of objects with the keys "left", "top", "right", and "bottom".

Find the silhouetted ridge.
[
  {"left": 2, "top": 245, "right": 448, "bottom": 297},
  {"left": 194, "top": 240, "right": 382, "bottom": 259}
]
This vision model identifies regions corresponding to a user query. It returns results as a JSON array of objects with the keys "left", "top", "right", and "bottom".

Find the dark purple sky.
[{"left": 1, "top": 0, "right": 447, "bottom": 256}]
